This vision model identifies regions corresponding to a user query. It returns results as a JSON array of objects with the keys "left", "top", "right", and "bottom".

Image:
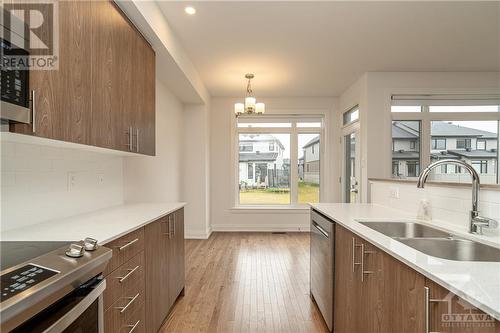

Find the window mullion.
[{"left": 290, "top": 123, "right": 299, "bottom": 205}]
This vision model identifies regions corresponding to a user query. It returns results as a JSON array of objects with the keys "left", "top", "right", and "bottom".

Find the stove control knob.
[
  {"left": 84, "top": 237, "right": 98, "bottom": 251},
  {"left": 65, "top": 244, "right": 85, "bottom": 258}
]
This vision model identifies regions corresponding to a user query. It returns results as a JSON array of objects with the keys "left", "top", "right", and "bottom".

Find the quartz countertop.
[
  {"left": 310, "top": 203, "right": 500, "bottom": 320},
  {"left": 0, "top": 202, "right": 186, "bottom": 245}
]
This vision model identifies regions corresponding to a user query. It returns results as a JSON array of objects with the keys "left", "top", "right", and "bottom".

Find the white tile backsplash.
[
  {"left": 370, "top": 180, "right": 500, "bottom": 237},
  {"left": 1, "top": 141, "right": 124, "bottom": 231}
]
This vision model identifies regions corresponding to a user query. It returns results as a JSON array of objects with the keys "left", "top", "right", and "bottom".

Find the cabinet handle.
[
  {"left": 126, "top": 320, "right": 140, "bottom": 333},
  {"left": 351, "top": 237, "right": 362, "bottom": 272},
  {"left": 115, "top": 265, "right": 139, "bottom": 283},
  {"left": 115, "top": 293, "right": 139, "bottom": 314},
  {"left": 424, "top": 286, "right": 444, "bottom": 333},
  {"left": 118, "top": 238, "right": 139, "bottom": 251},
  {"left": 360, "top": 243, "right": 374, "bottom": 282},
  {"left": 136, "top": 128, "right": 139, "bottom": 152},
  {"left": 125, "top": 126, "right": 133, "bottom": 151},
  {"left": 31, "top": 90, "right": 36, "bottom": 133}
]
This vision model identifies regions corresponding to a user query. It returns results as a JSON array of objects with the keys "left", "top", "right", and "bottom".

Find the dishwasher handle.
[{"left": 312, "top": 221, "right": 329, "bottom": 239}]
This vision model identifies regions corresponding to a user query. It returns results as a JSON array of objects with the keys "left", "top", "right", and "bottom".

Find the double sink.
[{"left": 358, "top": 221, "right": 500, "bottom": 262}]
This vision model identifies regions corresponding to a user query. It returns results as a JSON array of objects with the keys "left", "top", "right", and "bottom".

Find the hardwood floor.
[{"left": 160, "top": 232, "right": 329, "bottom": 333}]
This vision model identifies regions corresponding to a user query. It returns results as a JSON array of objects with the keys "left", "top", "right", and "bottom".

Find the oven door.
[{"left": 11, "top": 277, "right": 106, "bottom": 333}]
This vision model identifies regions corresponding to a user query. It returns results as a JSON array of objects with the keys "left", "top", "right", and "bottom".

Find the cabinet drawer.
[
  {"left": 104, "top": 228, "right": 144, "bottom": 275},
  {"left": 104, "top": 293, "right": 145, "bottom": 333},
  {"left": 104, "top": 251, "right": 145, "bottom": 310}
]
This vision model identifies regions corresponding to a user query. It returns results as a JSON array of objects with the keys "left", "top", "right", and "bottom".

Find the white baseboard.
[{"left": 211, "top": 224, "right": 310, "bottom": 232}]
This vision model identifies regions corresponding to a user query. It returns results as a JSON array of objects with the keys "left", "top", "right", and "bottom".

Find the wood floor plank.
[{"left": 160, "top": 232, "right": 330, "bottom": 333}]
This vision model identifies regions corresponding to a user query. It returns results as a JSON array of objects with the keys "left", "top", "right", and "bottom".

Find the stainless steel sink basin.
[
  {"left": 359, "top": 221, "right": 452, "bottom": 238},
  {"left": 397, "top": 238, "right": 500, "bottom": 262},
  {"left": 358, "top": 221, "right": 500, "bottom": 262}
]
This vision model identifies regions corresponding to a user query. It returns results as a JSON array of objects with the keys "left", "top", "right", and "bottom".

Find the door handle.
[{"left": 31, "top": 90, "right": 36, "bottom": 133}]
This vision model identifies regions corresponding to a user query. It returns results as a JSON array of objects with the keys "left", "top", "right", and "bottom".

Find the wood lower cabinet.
[
  {"left": 333, "top": 223, "right": 499, "bottom": 333},
  {"left": 144, "top": 209, "right": 185, "bottom": 333},
  {"left": 9, "top": 0, "right": 156, "bottom": 155},
  {"left": 103, "top": 208, "right": 184, "bottom": 333}
]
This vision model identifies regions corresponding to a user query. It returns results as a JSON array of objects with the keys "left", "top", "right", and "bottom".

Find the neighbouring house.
[
  {"left": 392, "top": 121, "right": 498, "bottom": 183},
  {"left": 302, "top": 136, "right": 320, "bottom": 184},
  {"left": 239, "top": 134, "right": 288, "bottom": 188}
]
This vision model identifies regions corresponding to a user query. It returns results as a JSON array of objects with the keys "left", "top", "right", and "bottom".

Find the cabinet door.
[
  {"left": 334, "top": 225, "right": 364, "bottom": 333},
  {"left": 90, "top": 0, "right": 132, "bottom": 152},
  {"left": 10, "top": 0, "right": 92, "bottom": 144},
  {"left": 425, "top": 279, "right": 500, "bottom": 333},
  {"left": 377, "top": 249, "right": 426, "bottom": 332},
  {"left": 168, "top": 209, "right": 185, "bottom": 307},
  {"left": 133, "top": 36, "right": 156, "bottom": 156},
  {"left": 144, "top": 217, "right": 171, "bottom": 333}
]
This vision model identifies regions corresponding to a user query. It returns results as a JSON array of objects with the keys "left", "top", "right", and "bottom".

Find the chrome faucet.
[{"left": 417, "top": 159, "right": 498, "bottom": 235}]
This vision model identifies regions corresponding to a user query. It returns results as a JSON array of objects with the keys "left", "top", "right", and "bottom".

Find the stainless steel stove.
[{"left": 0, "top": 239, "right": 112, "bottom": 333}]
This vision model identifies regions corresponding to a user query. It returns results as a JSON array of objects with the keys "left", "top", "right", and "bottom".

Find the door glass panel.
[
  {"left": 344, "top": 132, "right": 358, "bottom": 203},
  {"left": 298, "top": 133, "right": 320, "bottom": 204}
]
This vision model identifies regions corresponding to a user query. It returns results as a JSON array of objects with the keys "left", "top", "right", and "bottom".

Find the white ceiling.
[{"left": 157, "top": 1, "right": 500, "bottom": 97}]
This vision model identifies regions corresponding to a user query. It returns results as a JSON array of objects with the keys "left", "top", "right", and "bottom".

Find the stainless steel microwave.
[{"left": 1, "top": 13, "right": 32, "bottom": 125}]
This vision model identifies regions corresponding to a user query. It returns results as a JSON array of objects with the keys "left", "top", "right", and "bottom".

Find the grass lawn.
[{"left": 239, "top": 182, "right": 319, "bottom": 205}]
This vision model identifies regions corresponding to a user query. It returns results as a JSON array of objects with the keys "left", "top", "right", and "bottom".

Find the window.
[
  {"left": 431, "top": 139, "right": 446, "bottom": 150},
  {"left": 343, "top": 106, "right": 359, "bottom": 125},
  {"left": 472, "top": 160, "right": 488, "bottom": 174},
  {"left": 240, "top": 143, "right": 253, "bottom": 152},
  {"left": 456, "top": 139, "right": 471, "bottom": 149},
  {"left": 391, "top": 121, "right": 420, "bottom": 178},
  {"left": 392, "top": 95, "right": 499, "bottom": 184},
  {"left": 237, "top": 117, "right": 323, "bottom": 206},
  {"left": 477, "top": 139, "right": 486, "bottom": 150}
]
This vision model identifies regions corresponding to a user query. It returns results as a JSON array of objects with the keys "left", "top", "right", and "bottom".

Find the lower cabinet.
[
  {"left": 334, "top": 224, "right": 499, "bottom": 333},
  {"left": 144, "top": 208, "right": 185, "bottom": 333},
  {"left": 102, "top": 208, "right": 184, "bottom": 333}
]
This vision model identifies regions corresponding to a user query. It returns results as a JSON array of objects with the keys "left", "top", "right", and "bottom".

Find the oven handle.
[{"left": 42, "top": 279, "right": 106, "bottom": 333}]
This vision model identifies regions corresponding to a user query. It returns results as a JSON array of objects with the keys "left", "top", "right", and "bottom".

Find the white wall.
[
  {"left": 370, "top": 180, "right": 500, "bottom": 238},
  {"left": 1, "top": 142, "right": 123, "bottom": 231},
  {"left": 338, "top": 72, "right": 500, "bottom": 203},
  {"left": 209, "top": 97, "right": 337, "bottom": 232},
  {"left": 123, "top": 78, "right": 183, "bottom": 203}
]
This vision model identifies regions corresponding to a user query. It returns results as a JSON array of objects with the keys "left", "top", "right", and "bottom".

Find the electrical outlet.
[
  {"left": 67, "top": 172, "right": 77, "bottom": 192},
  {"left": 389, "top": 187, "right": 400, "bottom": 199}
]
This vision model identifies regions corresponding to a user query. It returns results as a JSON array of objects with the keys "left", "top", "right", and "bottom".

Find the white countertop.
[
  {"left": 0, "top": 202, "right": 186, "bottom": 245},
  {"left": 310, "top": 203, "right": 500, "bottom": 321}
]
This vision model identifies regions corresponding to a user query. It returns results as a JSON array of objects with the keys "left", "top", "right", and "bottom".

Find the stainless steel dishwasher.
[{"left": 310, "top": 209, "right": 334, "bottom": 332}]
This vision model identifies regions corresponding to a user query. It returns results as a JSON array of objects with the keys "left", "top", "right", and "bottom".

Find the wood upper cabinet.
[
  {"left": 10, "top": 0, "right": 156, "bottom": 155},
  {"left": 10, "top": 0, "right": 92, "bottom": 143}
]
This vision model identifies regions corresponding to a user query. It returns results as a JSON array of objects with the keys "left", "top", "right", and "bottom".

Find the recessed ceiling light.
[{"left": 184, "top": 6, "right": 196, "bottom": 15}]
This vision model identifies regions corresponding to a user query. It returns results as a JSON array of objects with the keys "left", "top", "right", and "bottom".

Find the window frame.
[
  {"left": 391, "top": 102, "right": 500, "bottom": 183},
  {"left": 234, "top": 116, "right": 325, "bottom": 208}
]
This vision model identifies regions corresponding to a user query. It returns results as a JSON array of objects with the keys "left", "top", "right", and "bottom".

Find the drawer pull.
[
  {"left": 115, "top": 293, "right": 140, "bottom": 314},
  {"left": 116, "top": 265, "right": 140, "bottom": 283},
  {"left": 118, "top": 238, "right": 139, "bottom": 251},
  {"left": 126, "top": 320, "right": 140, "bottom": 333}
]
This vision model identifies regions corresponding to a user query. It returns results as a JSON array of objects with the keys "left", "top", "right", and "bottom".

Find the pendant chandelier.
[{"left": 234, "top": 74, "right": 265, "bottom": 116}]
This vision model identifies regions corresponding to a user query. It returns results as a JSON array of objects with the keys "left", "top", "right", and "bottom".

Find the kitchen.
[{"left": 0, "top": 1, "right": 499, "bottom": 332}]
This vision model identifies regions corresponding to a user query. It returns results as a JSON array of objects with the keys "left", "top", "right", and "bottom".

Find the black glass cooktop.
[{"left": 0, "top": 241, "right": 71, "bottom": 271}]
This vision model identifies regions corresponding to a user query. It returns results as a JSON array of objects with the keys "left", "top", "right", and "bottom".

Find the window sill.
[{"left": 230, "top": 206, "right": 312, "bottom": 214}]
